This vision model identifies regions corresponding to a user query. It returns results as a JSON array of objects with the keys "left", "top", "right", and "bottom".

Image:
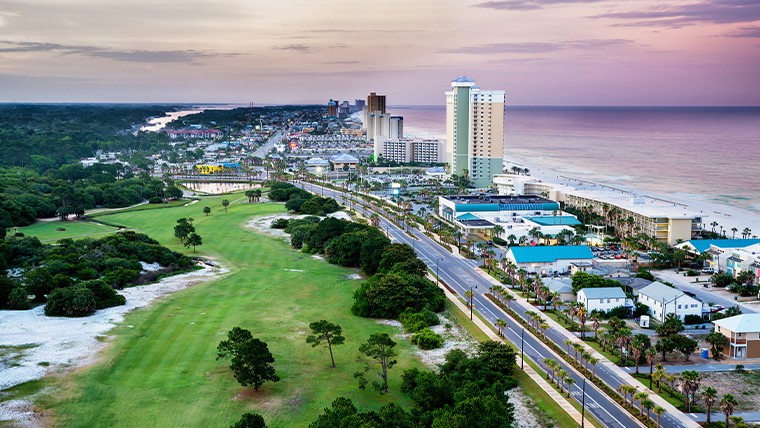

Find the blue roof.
[
  {"left": 526, "top": 216, "right": 581, "bottom": 226},
  {"left": 509, "top": 245, "right": 594, "bottom": 263},
  {"left": 684, "top": 239, "right": 760, "bottom": 253},
  {"left": 456, "top": 213, "right": 482, "bottom": 221}
]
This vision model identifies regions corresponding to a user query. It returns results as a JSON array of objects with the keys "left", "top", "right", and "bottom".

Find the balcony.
[{"left": 731, "top": 338, "right": 747, "bottom": 345}]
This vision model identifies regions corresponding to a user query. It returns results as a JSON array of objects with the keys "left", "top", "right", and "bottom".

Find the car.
[
  {"left": 725, "top": 286, "right": 733, "bottom": 291},
  {"left": 701, "top": 267, "right": 716, "bottom": 274}
]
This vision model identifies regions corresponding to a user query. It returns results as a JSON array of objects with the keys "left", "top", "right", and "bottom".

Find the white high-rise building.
[{"left": 445, "top": 76, "right": 505, "bottom": 188}]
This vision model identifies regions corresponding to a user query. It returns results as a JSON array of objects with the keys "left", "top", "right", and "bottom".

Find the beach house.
[
  {"left": 713, "top": 314, "right": 760, "bottom": 358},
  {"left": 577, "top": 287, "right": 631, "bottom": 313},
  {"left": 504, "top": 245, "right": 594, "bottom": 276},
  {"left": 542, "top": 277, "right": 575, "bottom": 302},
  {"left": 636, "top": 281, "right": 703, "bottom": 322}
]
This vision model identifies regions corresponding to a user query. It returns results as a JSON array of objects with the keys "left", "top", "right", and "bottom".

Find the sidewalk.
[
  {"left": 443, "top": 286, "right": 596, "bottom": 428},
  {"left": 470, "top": 268, "right": 700, "bottom": 428}
]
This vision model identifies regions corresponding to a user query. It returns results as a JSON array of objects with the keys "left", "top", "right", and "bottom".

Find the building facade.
[
  {"left": 636, "top": 282, "right": 703, "bottom": 322},
  {"left": 445, "top": 76, "right": 505, "bottom": 188},
  {"left": 577, "top": 287, "right": 630, "bottom": 313},
  {"left": 713, "top": 314, "right": 760, "bottom": 358},
  {"left": 380, "top": 139, "right": 444, "bottom": 164},
  {"left": 389, "top": 116, "right": 403, "bottom": 140}
]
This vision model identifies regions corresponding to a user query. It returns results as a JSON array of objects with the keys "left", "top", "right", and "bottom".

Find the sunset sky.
[{"left": 1, "top": 0, "right": 758, "bottom": 105}]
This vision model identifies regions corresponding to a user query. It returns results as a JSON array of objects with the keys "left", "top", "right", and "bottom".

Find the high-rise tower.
[{"left": 445, "top": 76, "right": 505, "bottom": 188}]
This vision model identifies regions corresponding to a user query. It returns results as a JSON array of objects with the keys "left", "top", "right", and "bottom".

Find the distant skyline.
[{"left": 1, "top": 0, "right": 758, "bottom": 105}]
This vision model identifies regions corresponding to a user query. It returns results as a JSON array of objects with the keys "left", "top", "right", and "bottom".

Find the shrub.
[
  {"left": 492, "top": 237, "right": 508, "bottom": 246},
  {"left": 44, "top": 286, "right": 96, "bottom": 317},
  {"left": 686, "top": 269, "right": 699, "bottom": 277},
  {"left": 411, "top": 328, "right": 444, "bottom": 350},
  {"left": 270, "top": 218, "right": 289, "bottom": 229},
  {"left": 683, "top": 314, "right": 703, "bottom": 325},
  {"left": 148, "top": 196, "right": 163, "bottom": 204},
  {"left": 400, "top": 308, "right": 440, "bottom": 333},
  {"left": 7, "top": 286, "right": 30, "bottom": 310},
  {"left": 83, "top": 279, "right": 126, "bottom": 309}
]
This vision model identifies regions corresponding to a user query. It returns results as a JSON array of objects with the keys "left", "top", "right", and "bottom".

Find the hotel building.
[
  {"left": 380, "top": 139, "right": 443, "bottom": 164},
  {"left": 445, "top": 76, "right": 506, "bottom": 188}
]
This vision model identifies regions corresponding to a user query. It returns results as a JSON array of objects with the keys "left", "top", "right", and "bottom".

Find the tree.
[
  {"left": 174, "top": 217, "right": 195, "bottom": 243},
  {"left": 217, "top": 327, "right": 279, "bottom": 390},
  {"left": 185, "top": 232, "right": 202, "bottom": 252},
  {"left": 702, "top": 386, "right": 718, "bottom": 427},
  {"left": 631, "top": 336, "right": 646, "bottom": 374},
  {"left": 652, "top": 406, "right": 666, "bottom": 428},
  {"left": 645, "top": 347, "right": 657, "bottom": 388},
  {"left": 679, "top": 370, "right": 701, "bottom": 412},
  {"left": 306, "top": 320, "right": 345, "bottom": 368},
  {"left": 355, "top": 333, "right": 397, "bottom": 394},
  {"left": 495, "top": 319, "right": 507, "bottom": 337},
  {"left": 222, "top": 199, "right": 230, "bottom": 212},
  {"left": 657, "top": 313, "right": 685, "bottom": 337},
  {"left": 203, "top": 206, "right": 211, "bottom": 216},
  {"left": 705, "top": 332, "right": 729, "bottom": 360},
  {"left": 721, "top": 394, "right": 738, "bottom": 428},
  {"left": 672, "top": 334, "right": 699, "bottom": 361},
  {"left": 230, "top": 412, "right": 267, "bottom": 428}
]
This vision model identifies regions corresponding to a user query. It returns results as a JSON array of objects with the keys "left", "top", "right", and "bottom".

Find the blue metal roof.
[
  {"left": 525, "top": 216, "right": 581, "bottom": 226},
  {"left": 685, "top": 239, "right": 760, "bottom": 253},
  {"left": 509, "top": 245, "right": 594, "bottom": 263}
]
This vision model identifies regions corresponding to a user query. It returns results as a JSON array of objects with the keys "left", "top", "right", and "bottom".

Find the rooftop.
[
  {"left": 329, "top": 153, "right": 360, "bottom": 163},
  {"left": 578, "top": 287, "right": 626, "bottom": 300},
  {"left": 542, "top": 278, "right": 573, "bottom": 294},
  {"left": 638, "top": 281, "right": 688, "bottom": 301},
  {"left": 525, "top": 215, "right": 581, "bottom": 226},
  {"left": 676, "top": 239, "right": 760, "bottom": 254},
  {"left": 508, "top": 245, "right": 594, "bottom": 263},
  {"left": 713, "top": 314, "right": 760, "bottom": 333},
  {"left": 443, "top": 195, "right": 560, "bottom": 212}
]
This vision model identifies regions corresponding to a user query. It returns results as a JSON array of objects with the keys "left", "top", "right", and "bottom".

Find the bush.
[
  {"left": 686, "top": 269, "right": 699, "bottom": 277},
  {"left": 44, "top": 285, "right": 97, "bottom": 317},
  {"left": 270, "top": 218, "right": 289, "bottom": 229},
  {"left": 635, "top": 270, "right": 655, "bottom": 281},
  {"left": 83, "top": 279, "right": 126, "bottom": 309},
  {"left": 7, "top": 286, "right": 30, "bottom": 310},
  {"left": 351, "top": 273, "right": 445, "bottom": 319},
  {"left": 683, "top": 314, "right": 703, "bottom": 325},
  {"left": 400, "top": 308, "right": 440, "bottom": 333},
  {"left": 492, "top": 237, "right": 507, "bottom": 246},
  {"left": 411, "top": 328, "right": 444, "bottom": 350},
  {"left": 148, "top": 196, "right": 163, "bottom": 204}
]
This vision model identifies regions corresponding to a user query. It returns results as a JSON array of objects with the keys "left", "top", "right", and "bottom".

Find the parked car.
[{"left": 701, "top": 267, "right": 716, "bottom": 274}]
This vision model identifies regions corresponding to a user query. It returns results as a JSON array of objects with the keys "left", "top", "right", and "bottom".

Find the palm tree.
[
  {"left": 581, "top": 350, "right": 592, "bottom": 370},
  {"left": 616, "top": 328, "right": 633, "bottom": 365},
  {"left": 721, "top": 394, "right": 738, "bottom": 428},
  {"left": 577, "top": 307, "right": 588, "bottom": 339},
  {"left": 652, "top": 406, "right": 666, "bottom": 428},
  {"left": 369, "top": 213, "right": 380, "bottom": 227},
  {"left": 572, "top": 342, "right": 584, "bottom": 361},
  {"left": 642, "top": 398, "right": 655, "bottom": 421},
  {"left": 539, "top": 322, "right": 549, "bottom": 338},
  {"left": 634, "top": 391, "right": 649, "bottom": 414},
  {"left": 679, "top": 370, "right": 701, "bottom": 412},
  {"left": 492, "top": 224, "right": 505, "bottom": 240},
  {"left": 543, "top": 357, "right": 554, "bottom": 381},
  {"left": 731, "top": 227, "right": 738, "bottom": 238},
  {"left": 702, "top": 386, "right": 718, "bottom": 427},
  {"left": 631, "top": 336, "right": 645, "bottom": 374},
  {"left": 221, "top": 199, "right": 230, "bottom": 212},
  {"left": 565, "top": 376, "right": 575, "bottom": 397},
  {"left": 588, "top": 357, "right": 599, "bottom": 379},
  {"left": 564, "top": 338, "right": 573, "bottom": 356},
  {"left": 591, "top": 315, "right": 601, "bottom": 339},
  {"left": 503, "top": 293, "right": 515, "bottom": 309},
  {"left": 645, "top": 347, "right": 657, "bottom": 388},
  {"left": 742, "top": 227, "right": 751, "bottom": 239},
  {"left": 496, "top": 319, "right": 507, "bottom": 337}
]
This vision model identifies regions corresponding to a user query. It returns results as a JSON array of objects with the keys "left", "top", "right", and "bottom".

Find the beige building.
[
  {"left": 380, "top": 139, "right": 444, "bottom": 164},
  {"left": 713, "top": 314, "right": 760, "bottom": 358},
  {"left": 446, "top": 76, "right": 505, "bottom": 188}
]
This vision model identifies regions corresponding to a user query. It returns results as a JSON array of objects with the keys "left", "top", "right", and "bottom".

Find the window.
[
  {"left": 678, "top": 304, "right": 682, "bottom": 309},
  {"left": 606, "top": 299, "right": 610, "bottom": 303}
]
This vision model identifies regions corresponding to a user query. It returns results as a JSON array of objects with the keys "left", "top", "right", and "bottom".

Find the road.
[
  {"left": 655, "top": 270, "right": 757, "bottom": 315},
  {"left": 253, "top": 129, "right": 284, "bottom": 159},
  {"left": 626, "top": 363, "right": 760, "bottom": 374},
  {"left": 299, "top": 182, "right": 698, "bottom": 428}
]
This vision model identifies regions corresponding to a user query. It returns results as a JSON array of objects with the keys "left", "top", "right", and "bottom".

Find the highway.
[{"left": 297, "top": 182, "right": 691, "bottom": 428}]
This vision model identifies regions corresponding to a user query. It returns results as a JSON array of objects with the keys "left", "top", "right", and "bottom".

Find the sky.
[{"left": 0, "top": 0, "right": 758, "bottom": 105}]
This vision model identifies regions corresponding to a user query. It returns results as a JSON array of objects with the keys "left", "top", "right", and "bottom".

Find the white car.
[{"left": 702, "top": 267, "right": 716, "bottom": 274}]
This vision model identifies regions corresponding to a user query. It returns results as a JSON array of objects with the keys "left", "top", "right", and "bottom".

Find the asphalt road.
[
  {"left": 298, "top": 183, "right": 696, "bottom": 428},
  {"left": 655, "top": 270, "right": 757, "bottom": 315}
]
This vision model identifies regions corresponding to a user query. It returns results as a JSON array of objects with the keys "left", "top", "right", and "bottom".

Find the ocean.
[{"left": 392, "top": 105, "right": 760, "bottom": 217}]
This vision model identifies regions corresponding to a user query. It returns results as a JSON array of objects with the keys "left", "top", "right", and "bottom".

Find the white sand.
[
  {"left": 506, "top": 157, "right": 760, "bottom": 237},
  {"left": 0, "top": 263, "right": 228, "bottom": 418}
]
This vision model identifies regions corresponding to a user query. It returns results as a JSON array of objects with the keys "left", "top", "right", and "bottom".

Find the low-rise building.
[
  {"left": 636, "top": 281, "right": 702, "bottom": 322},
  {"left": 543, "top": 277, "right": 575, "bottom": 302},
  {"left": 577, "top": 287, "right": 630, "bottom": 313},
  {"left": 504, "top": 245, "right": 594, "bottom": 276},
  {"left": 713, "top": 314, "right": 760, "bottom": 358},
  {"left": 305, "top": 157, "right": 330, "bottom": 174},
  {"left": 329, "top": 153, "right": 360, "bottom": 170}
]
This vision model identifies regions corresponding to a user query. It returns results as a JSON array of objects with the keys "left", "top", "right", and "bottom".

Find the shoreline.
[{"left": 0, "top": 263, "right": 228, "bottom": 425}]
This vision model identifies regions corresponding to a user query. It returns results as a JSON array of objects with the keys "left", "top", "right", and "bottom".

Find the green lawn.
[
  {"left": 87, "top": 198, "right": 192, "bottom": 218},
  {"left": 39, "top": 194, "right": 423, "bottom": 427},
  {"left": 17, "top": 220, "right": 119, "bottom": 243}
]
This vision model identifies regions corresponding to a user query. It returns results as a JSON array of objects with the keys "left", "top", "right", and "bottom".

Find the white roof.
[
  {"left": 638, "top": 281, "right": 686, "bottom": 301},
  {"left": 578, "top": 287, "right": 626, "bottom": 300},
  {"left": 713, "top": 314, "right": 760, "bottom": 333},
  {"left": 542, "top": 278, "right": 573, "bottom": 294}
]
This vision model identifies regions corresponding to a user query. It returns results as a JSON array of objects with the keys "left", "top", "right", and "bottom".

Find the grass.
[
  {"left": 87, "top": 198, "right": 192, "bottom": 218},
  {"left": 36, "top": 194, "right": 424, "bottom": 427},
  {"left": 16, "top": 221, "right": 119, "bottom": 243},
  {"left": 583, "top": 338, "right": 625, "bottom": 366},
  {"left": 631, "top": 373, "right": 688, "bottom": 409},
  {"left": 0, "top": 344, "right": 40, "bottom": 368}
]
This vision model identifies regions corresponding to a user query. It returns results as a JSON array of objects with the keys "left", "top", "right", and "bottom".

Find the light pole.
[
  {"left": 520, "top": 327, "right": 525, "bottom": 370},
  {"left": 469, "top": 284, "right": 477, "bottom": 320},
  {"left": 581, "top": 378, "right": 586, "bottom": 427},
  {"left": 435, "top": 257, "right": 444, "bottom": 286}
]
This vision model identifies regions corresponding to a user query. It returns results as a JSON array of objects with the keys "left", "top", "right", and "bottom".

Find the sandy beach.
[
  {"left": 0, "top": 263, "right": 228, "bottom": 425},
  {"left": 505, "top": 156, "right": 760, "bottom": 239}
]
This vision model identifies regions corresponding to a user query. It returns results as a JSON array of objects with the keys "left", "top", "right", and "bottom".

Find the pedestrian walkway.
[
  {"left": 469, "top": 268, "right": 701, "bottom": 428},
  {"left": 443, "top": 286, "right": 596, "bottom": 427}
]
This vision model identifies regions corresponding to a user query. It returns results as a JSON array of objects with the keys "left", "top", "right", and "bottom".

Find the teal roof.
[
  {"left": 456, "top": 213, "right": 482, "bottom": 221},
  {"left": 455, "top": 202, "right": 560, "bottom": 212},
  {"left": 509, "top": 245, "right": 594, "bottom": 263},
  {"left": 526, "top": 216, "right": 581, "bottom": 226},
  {"left": 684, "top": 239, "right": 760, "bottom": 253}
]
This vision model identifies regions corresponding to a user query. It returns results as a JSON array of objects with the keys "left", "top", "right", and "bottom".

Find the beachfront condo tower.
[{"left": 445, "top": 76, "right": 505, "bottom": 188}]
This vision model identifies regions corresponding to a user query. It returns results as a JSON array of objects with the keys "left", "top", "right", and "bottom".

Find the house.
[
  {"left": 542, "top": 278, "right": 574, "bottom": 302},
  {"left": 329, "top": 153, "right": 360, "bottom": 170},
  {"left": 636, "top": 281, "right": 702, "bottom": 322},
  {"left": 504, "top": 245, "right": 594, "bottom": 276},
  {"left": 577, "top": 287, "right": 630, "bottom": 313},
  {"left": 612, "top": 277, "right": 653, "bottom": 295},
  {"left": 713, "top": 314, "right": 760, "bottom": 358}
]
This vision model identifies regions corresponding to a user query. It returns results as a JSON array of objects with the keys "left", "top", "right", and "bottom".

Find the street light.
[
  {"left": 581, "top": 378, "right": 587, "bottom": 427},
  {"left": 469, "top": 284, "right": 477, "bottom": 320},
  {"left": 435, "top": 257, "right": 444, "bottom": 286}
]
